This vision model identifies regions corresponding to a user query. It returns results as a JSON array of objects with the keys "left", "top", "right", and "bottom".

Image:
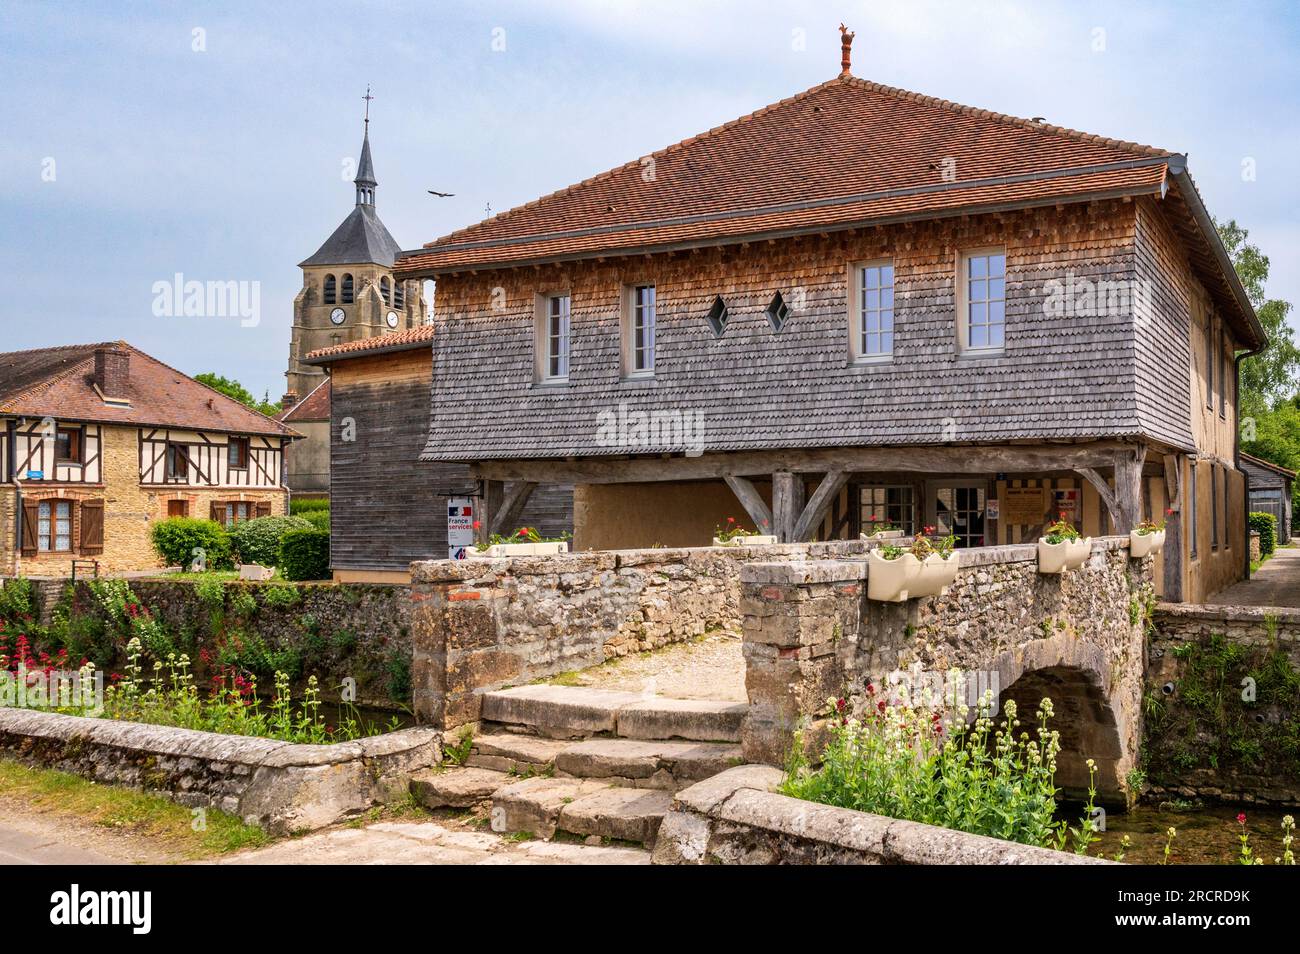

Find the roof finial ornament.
[
  {"left": 839, "top": 23, "right": 855, "bottom": 77},
  {"left": 362, "top": 84, "right": 374, "bottom": 130}
]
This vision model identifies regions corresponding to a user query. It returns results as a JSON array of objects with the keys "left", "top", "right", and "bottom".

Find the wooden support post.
[
  {"left": 1113, "top": 445, "right": 1147, "bottom": 534},
  {"left": 489, "top": 481, "right": 538, "bottom": 536},
  {"left": 475, "top": 480, "right": 504, "bottom": 545},
  {"left": 772, "top": 471, "right": 805, "bottom": 543},
  {"left": 723, "top": 475, "right": 774, "bottom": 535},
  {"left": 792, "top": 470, "right": 850, "bottom": 542},
  {"left": 1162, "top": 452, "right": 1184, "bottom": 602}
]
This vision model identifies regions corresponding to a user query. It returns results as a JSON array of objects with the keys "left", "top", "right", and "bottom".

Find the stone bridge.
[{"left": 739, "top": 539, "right": 1154, "bottom": 805}]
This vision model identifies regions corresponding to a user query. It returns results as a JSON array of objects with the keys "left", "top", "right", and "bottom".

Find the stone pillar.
[{"left": 739, "top": 560, "right": 866, "bottom": 765}]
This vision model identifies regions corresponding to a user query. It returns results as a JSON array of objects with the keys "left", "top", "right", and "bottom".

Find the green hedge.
[
  {"left": 300, "top": 510, "right": 330, "bottom": 532},
  {"left": 1249, "top": 511, "right": 1278, "bottom": 558},
  {"left": 149, "top": 518, "right": 233, "bottom": 571},
  {"left": 279, "top": 527, "right": 330, "bottom": 581},
  {"left": 289, "top": 498, "right": 330, "bottom": 515},
  {"left": 228, "top": 515, "right": 313, "bottom": 566}
]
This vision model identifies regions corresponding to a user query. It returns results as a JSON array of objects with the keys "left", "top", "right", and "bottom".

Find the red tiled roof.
[
  {"left": 304, "top": 324, "right": 435, "bottom": 363},
  {"left": 0, "top": 342, "right": 298, "bottom": 438},
  {"left": 279, "top": 378, "right": 330, "bottom": 423},
  {"left": 398, "top": 75, "right": 1172, "bottom": 275}
]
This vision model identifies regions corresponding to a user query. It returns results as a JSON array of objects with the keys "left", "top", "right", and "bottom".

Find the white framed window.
[
  {"left": 958, "top": 249, "right": 1006, "bottom": 352},
  {"left": 38, "top": 500, "right": 73, "bottom": 552},
  {"left": 851, "top": 262, "right": 894, "bottom": 360},
  {"left": 623, "top": 284, "right": 656, "bottom": 376},
  {"left": 536, "top": 293, "right": 571, "bottom": 382}
]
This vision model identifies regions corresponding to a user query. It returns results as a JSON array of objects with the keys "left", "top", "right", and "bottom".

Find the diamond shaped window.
[
  {"left": 705, "top": 295, "right": 729, "bottom": 337},
  {"left": 765, "top": 291, "right": 791, "bottom": 332}
]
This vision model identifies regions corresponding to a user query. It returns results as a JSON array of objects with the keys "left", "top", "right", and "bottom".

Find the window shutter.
[
  {"left": 80, "top": 499, "right": 104, "bottom": 555},
  {"left": 255, "top": 501, "right": 271, "bottom": 518},
  {"left": 210, "top": 501, "right": 222, "bottom": 522},
  {"left": 20, "top": 500, "right": 39, "bottom": 556}
]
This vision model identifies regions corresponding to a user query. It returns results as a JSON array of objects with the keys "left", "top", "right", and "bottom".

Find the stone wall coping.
[
  {"left": 411, "top": 536, "right": 1134, "bottom": 585},
  {"left": 0, "top": 707, "right": 436, "bottom": 768},
  {"left": 739, "top": 560, "right": 870, "bottom": 585},
  {"left": 1155, "top": 602, "right": 1300, "bottom": 624},
  {"left": 656, "top": 765, "right": 1111, "bottom": 866}
]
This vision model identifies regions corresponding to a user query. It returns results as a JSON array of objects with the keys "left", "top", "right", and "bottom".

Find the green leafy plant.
[
  {"left": 908, "top": 525, "right": 955, "bottom": 560},
  {"left": 228, "top": 515, "right": 312, "bottom": 567},
  {"left": 279, "top": 527, "right": 330, "bottom": 581},
  {"left": 300, "top": 510, "right": 330, "bottom": 532},
  {"left": 149, "top": 518, "right": 233, "bottom": 571},
  {"left": 712, "top": 517, "right": 756, "bottom": 544},
  {"left": 1043, "top": 515, "right": 1080, "bottom": 544},
  {"left": 1249, "top": 511, "right": 1278, "bottom": 558},
  {"left": 261, "top": 584, "right": 301, "bottom": 609},
  {"left": 289, "top": 498, "right": 331, "bottom": 515},
  {"left": 0, "top": 578, "right": 37, "bottom": 625}
]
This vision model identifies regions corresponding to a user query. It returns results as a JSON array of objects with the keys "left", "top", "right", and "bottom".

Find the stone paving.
[
  {"left": 1209, "top": 546, "right": 1300, "bottom": 608},
  {"left": 219, "top": 820, "right": 649, "bottom": 865},
  {"left": 548, "top": 632, "right": 745, "bottom": 701}
]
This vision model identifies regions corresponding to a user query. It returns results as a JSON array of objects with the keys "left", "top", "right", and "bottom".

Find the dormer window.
[
  {"left": 323, "top": 274, "right": 337, "bottom": 305},
  {"left": 341, "top": 274, "right": 355, "bottom": 304}
]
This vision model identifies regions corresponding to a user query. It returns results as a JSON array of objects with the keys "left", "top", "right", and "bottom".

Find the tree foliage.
[{"left": 194, "top": 373, "right": 281, "bottom": 418}]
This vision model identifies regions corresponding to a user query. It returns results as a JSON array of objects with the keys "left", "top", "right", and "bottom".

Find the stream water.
[{"left": 1070, "top": 801, "right": 1295, "bottom": 865}]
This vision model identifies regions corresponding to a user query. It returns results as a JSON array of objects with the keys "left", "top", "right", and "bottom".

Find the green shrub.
[
  {"left": 150, "top": 518, "right": 232, "bottom": 571},
  {"left": 1249, "top": 511, "right": 1278, "bottom": 558},
  {"left": 261, "top": 584, "right": 301, "bottom": 609},
  {"left": 228, "top": 515, "right": 312, "bottom": 567},
  {"left": 300, "top": 510, "right": 330, "bottom": 532},
  {"left": 230, "top": 589, "right": 258, "bottom": 618},
  {"left": 289, "top": 498, "right": 331, "bottom": 515},
  {"left": 0, "top": 577, "right": 37, "bottom": 624},
  {"left": 279, "top": 528, "right": 330, "bottom": 581}
]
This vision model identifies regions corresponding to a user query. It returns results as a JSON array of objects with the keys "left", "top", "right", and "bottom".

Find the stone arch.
[{"left": 986, "top": 634, "right": 1130, "bottom": 805}]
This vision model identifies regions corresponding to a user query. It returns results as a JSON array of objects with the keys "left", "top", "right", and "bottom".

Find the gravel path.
[{"left": 550, "top": 632, "right": 746, "bottom": 701}]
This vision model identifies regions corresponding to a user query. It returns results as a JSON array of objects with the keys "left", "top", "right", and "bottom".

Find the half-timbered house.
[
  {"left": 0, "top": 342, "right": 298, "bottom": 576},
  {"left": 397, "top": 33, "right": 1267, "bottom": 603}
]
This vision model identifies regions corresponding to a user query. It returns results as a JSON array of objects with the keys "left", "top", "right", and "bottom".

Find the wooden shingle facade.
[
  {"left": 1242, "top": 453, "right": 1294, "bottom": 545},
  {"left": 396, "top": 46, "right": 1266, "bottom": 602}
]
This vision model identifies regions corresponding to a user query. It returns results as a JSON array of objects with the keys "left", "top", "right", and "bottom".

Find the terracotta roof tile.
[
  {"left": 279, "top": 378, "right": 330, "bottom": 423},
  {"left": 304, "top": 324, "right": 435, "bottom": 363},
  {"left": 398, "top": 75, "right": 1172, "bottom": 274},
  {"left": 0, "top": 342, "right": 298, "bottom": 438}
]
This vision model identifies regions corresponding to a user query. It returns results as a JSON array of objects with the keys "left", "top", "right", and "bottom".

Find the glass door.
[{"left": 930, "top": 483, "right": 988, "bottom": 549}]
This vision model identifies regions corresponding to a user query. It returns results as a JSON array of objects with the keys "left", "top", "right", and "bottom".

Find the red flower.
[
  {"left": 472, "top": 520, "right": 481, "bottom": 530},
  {"left": 1237, "top": 812, "right": 1247, "bottom": 825},
  {"left": 727, "top": 517, "right": 735, "bottom": 524}
]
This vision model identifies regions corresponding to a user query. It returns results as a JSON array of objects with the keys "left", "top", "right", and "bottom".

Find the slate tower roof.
[{"left": 299, "top": 124, "right": 401, "bottom": 268}]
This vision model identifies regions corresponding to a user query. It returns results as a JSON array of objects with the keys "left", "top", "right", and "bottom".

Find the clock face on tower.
[
  {"left": 330, "top": 308, "right": 346, "bottom": 325},
  {"left": 386, "top": 311, "right": 399, "bottom": 328}
]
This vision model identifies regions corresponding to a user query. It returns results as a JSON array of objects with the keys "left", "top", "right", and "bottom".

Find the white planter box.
[
  {"left": 238, "top": 563, "right": 275, "bottom": 581},
  {"left": 712, "top": 535, "right": 778, "bottom": 547},
  {"left": 1037, "top": 536, "right": 1093, "bottom": 574},
  {"left": 1129, "top": 529, "right": 1166, "bottom": 559},
  {"left": 860, "top": 530, "right": 904, "bottom": 541},
  {"left": 867, "top": 550, "right": 922, "bottom": 602},
  {"left": 468, "top": 541, "right": 569, "bottom": 558},
  {"left": 908, "top": 552, "right": 960, "bottom": 598}
]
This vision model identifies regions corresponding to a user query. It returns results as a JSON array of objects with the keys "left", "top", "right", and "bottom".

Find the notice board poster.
[{"left": 1002, "top": 487, "right": 1046, "bottom": 524}]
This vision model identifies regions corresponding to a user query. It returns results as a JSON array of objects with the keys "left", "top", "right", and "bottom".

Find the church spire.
[{"left": 355, "top": 85, "right": 377, "bottom": 207}]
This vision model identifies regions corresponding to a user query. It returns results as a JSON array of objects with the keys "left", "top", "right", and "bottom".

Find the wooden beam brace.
[
  {"left": 723, "top": 475, "right": 773, "bottom": 535},
  {"left": 1077, "top": 466, "right": 1121, "bottom": 529},
  {"left": 470, "top": 441, "right": 1135, "bottom": 485},
  {"left": 792, "top": 470, "right": 850, "bottom": 542},
  {"left": 489, "top": 481, "right": 538, "bottom": 536},
  {"left": 772, "top": 471, "right": 805, "bottom": 543}
]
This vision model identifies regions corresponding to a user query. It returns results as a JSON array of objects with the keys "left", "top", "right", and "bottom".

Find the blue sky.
[{"left": 2, "top": 0, "right": 1297, "bottom": 401}]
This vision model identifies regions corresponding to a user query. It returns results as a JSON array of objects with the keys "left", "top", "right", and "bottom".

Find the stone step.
[
  {"left": 466, "top": 734, "right": 569, "bottom": 775},
  {"left": 409, "top": 767, "right": 511, "bottom": 809},
  {"left": 489, "top": 775, "right": 674, "bottom": 845},
  {"left": 554, "top": 738, "right": 744, "bottom": 789},
  {"left": 480, "top": 685, "right": 748, "bottom": 742}
]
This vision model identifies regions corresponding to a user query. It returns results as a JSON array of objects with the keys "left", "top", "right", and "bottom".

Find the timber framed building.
[{"left": 397, "top": 33, "right": 1266, "bottom": 602}]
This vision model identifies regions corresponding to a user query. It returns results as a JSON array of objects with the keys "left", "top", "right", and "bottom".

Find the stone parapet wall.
[
  {"left": 740, "top": 538, "right": 1154, "bottom": 802},
  {"left": 407, "top": 540, "right": 884, "bottom": 729},
  {"left": 1145, "top": 603, "right": 1300, "bottom": 806},
  {"left": 652, "top": 766, "right": 1109, "bottom": 865},
  {"left": 0, "top": 708, "right": 438, "bottom": 833}
]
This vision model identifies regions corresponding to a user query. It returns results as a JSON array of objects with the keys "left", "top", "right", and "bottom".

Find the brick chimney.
[
  {"left": 281, "top": 390, "right": 299, "bottom": 411},
  {"left": 94, "top": 346, "right": 130, "bottom": 400}
]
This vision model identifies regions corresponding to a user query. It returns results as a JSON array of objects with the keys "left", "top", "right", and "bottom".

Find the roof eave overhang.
[
  {"left": 1165, "top": 161, "right": 1267, "bottom": 350},
  {"left": 395, "top": 181, "right": 1164, "bottom": 280},
  {"left": 304, "top": 339, "right": 433, "bottom": 366}
]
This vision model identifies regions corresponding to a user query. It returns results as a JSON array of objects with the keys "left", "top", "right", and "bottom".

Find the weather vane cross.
[{"left": 363, "top": 85, "right": 374, "bottom": 128}]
